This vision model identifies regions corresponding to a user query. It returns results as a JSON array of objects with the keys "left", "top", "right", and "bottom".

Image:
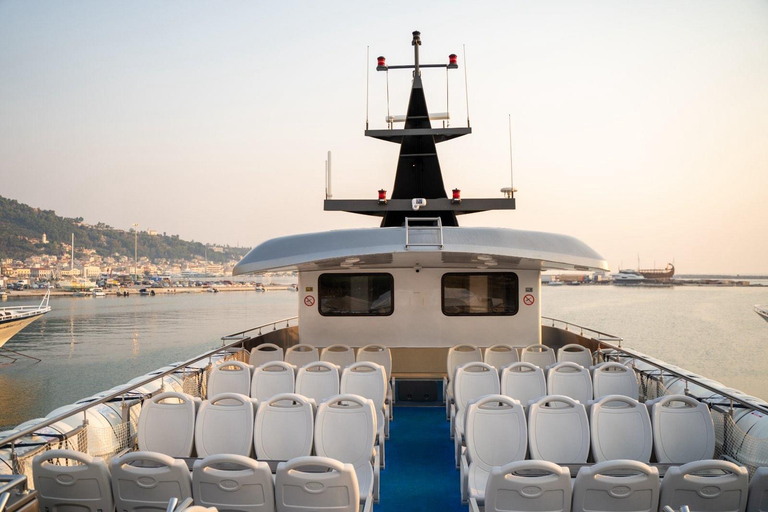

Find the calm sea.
[{"left": 1, "top": 284, "right": 766, "bottom": 428}]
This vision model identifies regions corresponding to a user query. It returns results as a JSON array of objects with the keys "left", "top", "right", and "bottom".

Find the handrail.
[
  {"left": 222, "top": 316, "right": 297, "bottom": 340},
  {"left": 543, "top": 316, "right": 768, "bottom": 416},
  {"left": 0, "top": 316, "right": 298, "bottom": 450},
  {"left": 0, "top": 475, "right": 26, "bottom": 506}
]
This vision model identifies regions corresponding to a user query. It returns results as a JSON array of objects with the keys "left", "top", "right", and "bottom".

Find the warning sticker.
[
  {"left": 523, "top": 294, "right": 535, "bottom": 306},
  {"left": 304, "top": 295, "right": 315, "bottom": 307}
]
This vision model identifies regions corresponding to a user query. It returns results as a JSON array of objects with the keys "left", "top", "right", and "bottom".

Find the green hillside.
[{"left": 0, "top": 196, "right": 248, "bottom": 263}]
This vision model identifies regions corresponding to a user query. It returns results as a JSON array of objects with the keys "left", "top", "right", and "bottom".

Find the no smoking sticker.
[
  {"left": 304, "top": 295, "right": 315, "bottom": 307},
  {"left": 523, "top": 294, "right": 535, "bottom": 306}
]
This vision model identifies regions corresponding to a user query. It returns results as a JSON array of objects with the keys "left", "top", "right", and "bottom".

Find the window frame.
[
  {"left": 440, "top": 272, "right": 520, "bottom": 317},
  {"left": 317, "top": 272, "right": 395, "bottom": 317}
]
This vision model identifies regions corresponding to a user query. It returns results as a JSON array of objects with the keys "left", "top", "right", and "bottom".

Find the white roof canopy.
[{"left": 233, "top": 226, "right": 609, "bottom": 275}]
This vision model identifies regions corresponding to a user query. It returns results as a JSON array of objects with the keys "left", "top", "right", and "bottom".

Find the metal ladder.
[{"left": 405, "top": 217, "right": 444, "bottom": 249}]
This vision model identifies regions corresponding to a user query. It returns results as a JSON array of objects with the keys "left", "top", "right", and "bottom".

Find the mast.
[{"left": 324, "top": 31, "right": 515, "bottom": 227}]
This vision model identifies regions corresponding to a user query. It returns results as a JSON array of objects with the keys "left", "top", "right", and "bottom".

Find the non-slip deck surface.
[{"left": 377, "top": 406, "right": 464, "bottom": 511}]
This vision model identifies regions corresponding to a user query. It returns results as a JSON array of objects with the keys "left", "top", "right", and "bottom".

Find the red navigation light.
[
  {"left": 452, "top": 188, "right": 461, "bottom": 203},
  {"left": 377, "top": 56, "right": 387, "bottom": 71},
  {"left": 378, "top": 189, "right": 387, "bottom": 204},
  {"left": 448, "top": 54, "right": 458, "bottom": 69}
]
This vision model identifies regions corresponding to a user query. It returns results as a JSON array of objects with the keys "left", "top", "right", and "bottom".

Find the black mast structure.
[{"left": 324, "top": 31, "right": 515, "bottom": 228}]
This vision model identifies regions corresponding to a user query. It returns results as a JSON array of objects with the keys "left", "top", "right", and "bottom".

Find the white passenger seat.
[
  {"left": 207, "top": 360, "right": 253, "bottom": 399},
  {"left": 747, "top": 466, "right": 768, "bottom": 512},
  {"left": 452, "top": 362, "right": 501, "bottom": 465},
  {"left": 592, "top": 361, "right": 640, "bottom": 400},
  {"left": 521, "top": 344, "right": 557, "bottom": 369},
  {"left": 195, "top": 392, "right": 256, "bottom": 457},
  {"left": 590, "top": 395, "right": 652, "bottom": 462},
  {"left": 572, "top": 460, "right": 660, "bottom": 512},
  {"left": 445, "top": 344, "right": 483, "bottom": 420},
  {"left": 138, "top": 391, "right": 197, "bottom": 457},
  {"left": 650, "top": 394, "right": 715, "bottom": 463},
  {"left": 459, "top": 395, "right": 527, "bottom": 505},
  {"left": 250, "top": 343, "right": 284, "bottom": 366},
  {"left": 659, "top": 460, "right": 748, "bottom": 512},
  {"left": 33, "top": 449, "right": 114, "bottom": 512},
  {"left": 275, "top": 456, "right": 368, "bottom": 512},
  {"left": 295, "top": 361, "right": 340, "bottom": 405},
  {"left": 284, "top": 344, "right": 319, "bottom": 368},
  {"left": 251, "top": 361, "right": 296, "bottom": 402},
  {"left": 254, "top": 393, "right": 314, "bottom": 461},
  {"left": 484, "top": 344, "right": 519, "bottom": 373},
  {"left": 314, "top": 394, "right": 379, "bottom": 504},
  {"left": 528, "top": 395, "right": 590, "bottom": 463},
  {"left": 556, "top": 343, "right": 594, "bottom": 368},
  {"left": 357, "top": 344, "right": 394, "bottom": 420},
  {"left": 341, "top": 361, "right": 389, "bottom": 446},
  {"left": 500, "top": 362, "right": 546, "bottom": 408},
  {"left": 321, "top": 344, "right": 356, "bottom": 368},
  {"left": 474, "top": 460, "right": 571, "bottom": 512},
  {"left": 546, "top": 362, "right": 593, "bottom": 405},
  {"left": 110, "top": 451, "right": 192, "bottom": 511},
  {"left": 192, "top": 454, "right": 274, "bottom": 512}
]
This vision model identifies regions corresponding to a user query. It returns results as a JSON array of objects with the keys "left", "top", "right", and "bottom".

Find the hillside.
[{"left": 0, "top": 196, "right": 248, "bottom": 263}]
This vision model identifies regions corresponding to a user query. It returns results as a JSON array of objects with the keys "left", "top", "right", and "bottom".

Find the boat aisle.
[{"left": 378, "top": 406, "right": 464, "bottom": 511}]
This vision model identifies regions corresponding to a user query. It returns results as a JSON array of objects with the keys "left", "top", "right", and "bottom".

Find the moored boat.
[
  {"left": 756, "top": 305, "right": 768, "bottom": 323},
  {"left": 0, "top": 290, "right": 51, "bottom": 350}
]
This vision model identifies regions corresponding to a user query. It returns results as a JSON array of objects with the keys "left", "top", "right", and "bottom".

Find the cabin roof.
[{"left": 233, "top": 227, "right": 609, "bottom": 275}]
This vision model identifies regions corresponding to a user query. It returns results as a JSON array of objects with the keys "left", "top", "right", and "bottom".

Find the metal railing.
[
  {"left": 0, "top": 316, "right": 298, "bottom": 454},
  {"left": 543, "top": 316, "right": 768, "bottom": 416}
]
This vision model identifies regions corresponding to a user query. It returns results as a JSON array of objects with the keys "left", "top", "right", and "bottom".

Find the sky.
[{"left": 1, "top": 1, "right": 766, "bottom": 274}]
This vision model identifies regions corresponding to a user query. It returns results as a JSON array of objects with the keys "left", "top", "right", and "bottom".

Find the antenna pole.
[
  {"left": 508, "top": 114, "right": 514, "bottom": 190},
  {"left": 463, "top": 44, "right": 470, "bottom": 127},
  {"left": 365, "top": 46, "right": 370, "bottom": 130},
  {"left": 326, "top": 151, "right": 333, "bottom": 199},
  {"left": 412, "top": 31, "right": 421, "bottom": 75}
]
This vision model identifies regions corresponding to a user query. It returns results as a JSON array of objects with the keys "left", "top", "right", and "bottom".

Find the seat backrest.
[
  {"left": 138, "top": 391, "right": 196, "bottom": 457},
  {"left": 528, "top": 395, "right": 590, "bottom": 463},
  {"left": 572, "top": 460, "right": 659, "bottom": 512},
  {"left": 590, "top": 395, "right": 652, "bottom": 463},
  {"left": 593, "top": 361, "right": 639, "bottom": 400},
  {"left": 556, "top": 344, "right": 594, "bottom": 368},
  {"left": 251, "top": 361, "right": 295, "bottom": 402},
  {"left": 295, "top": 361, "right": 340, "bottom": 405},
  {"left": 340, "top": 362, "right": 387, "bottom": 411},
  {"left": 321, "top": 344, "right": 356, "bottom": 368},
  {"left": 33, "top": 449, "right": 114, "bottom": 512},
  {"left": 466, "top": 395, "right": 527, "bottom": 472},
  {"left": 249, "top": 343, "right": 284, "bottom": 366},
  {"left": 110, "top": 451, "right": 192, "bottom": 511},
  {"left": 195, "top": 392, "right": 255, "bottom": 457},
  {"left": 484, "top": 460, "right": 571, "bottom": 512},
  {"left": 660, "top": 460, "right": 748, "bottom": 512},
  {"left": 454, "top": 362, "right": 501, "bottom": 413},
  {"left": 275, "top": 456, "right": 359, "bottom": 512},
  {"left": 447, "top": 344, "right": 483, "bottom": 383},
  {"left": 546, "top": 362, "right": 593, "bottom": 405},
  {"left": 357, "top": 344, "right": 393, "bottom": 379},
  {"left": 651, "top": 394, "right": 715, "bottom": 463},
  {"left": 747, "top": 466, "right": 768, "bottom": 512},
  {"left": 520, "top": 344, "right": 557, "bottom": 369},
  {"left": 484, "top": 344, "right": 519, "bottom": 372},
  {"left": 500, "top": 362, "right": 547, "bottom": 406},
  {"left": 193, "top": 454, "right": 274, "bottom": 512},
  {"left": 314, "top": 394, "right": 376, "bottom": 471},
  {"left": 284, "top": 344, "right": 319, "bottom": 367},
  {"left": 254, "top": 393, "right": 314, "bottom": 461},
  {"left": 207, "top": 360, "right": 253, "bottom": 399}
]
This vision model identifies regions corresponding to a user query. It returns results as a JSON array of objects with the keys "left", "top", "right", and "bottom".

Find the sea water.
[{"left": 1, "top": 285, "right": 766, "bottom": 428}]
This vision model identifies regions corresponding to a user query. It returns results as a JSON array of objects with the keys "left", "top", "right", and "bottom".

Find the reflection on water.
[
  {"left": 0, "top": 285, "right": 765, "bottom": 428},
  {"left": 0, "top": 292, "right": 297, "bottom": 428}
]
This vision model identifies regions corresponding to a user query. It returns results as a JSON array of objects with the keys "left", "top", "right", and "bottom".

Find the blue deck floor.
[{"left": 377, "top": 406, "right": 465, "bottom": 511}]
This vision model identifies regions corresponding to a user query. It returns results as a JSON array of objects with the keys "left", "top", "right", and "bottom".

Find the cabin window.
[
  {"left": 441, "top": 272, "right": 519, "bottom": 316},
  {"left": 318, "top": 273, "right": 394, "bottom": 316}
]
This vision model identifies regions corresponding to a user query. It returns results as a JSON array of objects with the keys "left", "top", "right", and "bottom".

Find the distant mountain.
[{"left": 0, "top": 195, "right": 248, "bottom": 263}]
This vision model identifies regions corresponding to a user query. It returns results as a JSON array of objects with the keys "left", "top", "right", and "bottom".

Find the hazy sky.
[{"left": 1, "top": 1, "right": 766, "bottom": 274}]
